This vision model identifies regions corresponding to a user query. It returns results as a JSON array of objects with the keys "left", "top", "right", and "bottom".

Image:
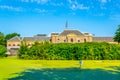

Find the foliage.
[
  {"left": 0, "top": 45, "right": 7, "bottom": 57},
  {"left": 18, "top": 41, "right": 29, "bottom": 59},
  {"left": 5, "top": 32, "right": 20, "bottom": 40},
  {"left": 0, "top": 32, "right": 6, "bottom": 46},
  {"left": 114, "top": 25, "right": 120, "bottom": 44},
  {"left": 18, "top": 42, "right": 120, "bottom": 60}
]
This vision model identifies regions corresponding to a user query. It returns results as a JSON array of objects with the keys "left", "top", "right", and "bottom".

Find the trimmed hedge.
[{"left": 18, "top": 42, "right": 120, "bottom": 60}]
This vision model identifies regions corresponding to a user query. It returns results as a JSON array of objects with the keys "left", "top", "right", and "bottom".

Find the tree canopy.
[
  {"left": 0, "top": 32, "right": 6, "bottom": 46},
  {"left": 5, "top": 32, "right": 20, "bottom": 40},
  {"left": 114, "top": 25, "right": 120, "bottom": 44}
]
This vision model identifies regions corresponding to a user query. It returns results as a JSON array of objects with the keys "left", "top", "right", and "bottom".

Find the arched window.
[
  {"left": 71, "top": 38, "right": 73, "bottom": 42},
  {"left": 64, "top": 39, "right": 66, "bottom": 42},
  {"left": 84, "top": 38, "right": 86, "bottom": 42},
  {"left": 57, "top": 38, "right": 60, "bottom": 42}
]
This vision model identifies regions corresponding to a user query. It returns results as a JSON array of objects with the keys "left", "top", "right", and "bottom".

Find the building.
[
  {"left": 51, "top": 21, "right": 92, "bottom": 43},
  {"left": 92, "top": 36, "right": 114, "bottom": 43},
  {"left": 51, "top": 30, "right": 93, "bottom": 43},
  {"left": 7, "top": 34, "right": 50, "bottom": 55},
  {"left": 7, "top": 22, "right": 115, "bottom": 55}
]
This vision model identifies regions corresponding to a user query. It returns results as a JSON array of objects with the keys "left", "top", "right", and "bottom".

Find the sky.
[{"left": 0, "top": 0, "right": 120, "bottom": 37}]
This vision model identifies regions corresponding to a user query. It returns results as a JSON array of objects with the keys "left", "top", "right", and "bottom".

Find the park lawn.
[{"left": 0, "top": 57, "right": 120, "bottom": 80}]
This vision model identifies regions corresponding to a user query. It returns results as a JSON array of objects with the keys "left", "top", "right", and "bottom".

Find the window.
[
  {"left": 8, "top": 44, "right": 11, "bottom": 46},
  {"left": 13, "top": 44, "right": 15, "bottom": 46},
  {"left": 57, "top": 39, "right": 60, "bottom": 42},
  {"left": 71, "top": 38, "right": 73, "bottom": 42},
  {"left": 84, "top": 39, "right": 86, "bottom": 42},
  {"left": 64, "top": 39, "right": 66, "bottom": 42},
  {"left": 17, "top": 44, "right": 20, "bottom": 46},
  {"left": 78, "top": 40, "right": 80, "bottom": 42}
]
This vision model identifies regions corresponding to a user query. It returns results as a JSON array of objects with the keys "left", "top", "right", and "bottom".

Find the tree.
[
  {"left": 0, "top": 32, "right": 6, "bottom": 46},
  {"left": 114, "top": 25, "right": 120, "bottom": 44},
  {"left": 18, "top": 41, "right": 29, "bottom": 59},
  {"left": 0, "top": 45, "right": 7, "bottom": 57},
  {"left": 5, "top": 32, "right": 20, "bottom": 40}
]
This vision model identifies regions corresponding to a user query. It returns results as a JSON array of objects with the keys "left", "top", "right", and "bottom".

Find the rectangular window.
[
  {"left": 17, "top": 44, "right": 20, "bottom": 46},
  {"left": 13, "top": 44, "right": 15, "bottom": 46},
  {"left": 8, "top": 44, "right": 11, "bottom": 46}
]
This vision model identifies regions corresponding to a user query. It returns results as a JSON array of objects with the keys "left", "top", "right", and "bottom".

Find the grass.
[{"left": 0, "top": 57, "right": 120, "bottom": 80}]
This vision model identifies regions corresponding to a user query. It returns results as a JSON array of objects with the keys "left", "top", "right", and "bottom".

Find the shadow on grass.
[{"left": 8, "top": 67, "right": 120, "bottom": 80}]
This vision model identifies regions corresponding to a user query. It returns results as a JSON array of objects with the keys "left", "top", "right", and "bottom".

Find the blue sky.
[{"left": 0, "top": 0, "right": 120, "bottom": 36}]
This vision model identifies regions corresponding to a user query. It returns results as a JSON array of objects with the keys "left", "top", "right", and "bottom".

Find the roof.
[
  {"left": 23, "top": 37, "right": 35, "bottom": 41},
  {"left": 8, "top": 36, "right": 22, "bottom": 41},
  {"left": 51, "top": 33, "right": 59, "bottom": 35},
  {"left": 93, "top": 37, "right": 114, "bottom": 41},
  {"left": 8, "top": 35, "right": 50, "bottom": 41},
  {"left": 23, "top": 36, "right": 50, "bottom": 41},
  {"left": 59, "top": 30, "right": 84, "bottom": 36}
]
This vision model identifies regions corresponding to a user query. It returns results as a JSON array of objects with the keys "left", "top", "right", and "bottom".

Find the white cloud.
[
  {"left": 50, "top": 2, "right": 64, "bottom": 7},
  {"left": 68, "top": 0, "right": 72, "bottom": 4},
  {"left": 110, "top": 14, "right": 120, "bottom": 20},
  {"left": 101, "top": 0, "right": 107, "bottom": 3},
  {"left": 71, "top": 4, "right": 89, "bottom": 10},
  {"left": 68, "top": 0, "right": 89, "bottom": 10},
  {"left": 0, "top": 5, "right": 23, "bottom": 12},
  {"left": 77, "top": 4, "right": 89, "bottom": 10},
  {"left": 100, "top": 0, "right": 111, "bottom": 3},
  {"left": 35, "top": 8, "right": 47, "bottom": 13},
  {"left": 21, "top": 0, "right": 48, "bottom": 4},
  {"left": 35, "top": 8, "right": 56, "bottom": 13}
]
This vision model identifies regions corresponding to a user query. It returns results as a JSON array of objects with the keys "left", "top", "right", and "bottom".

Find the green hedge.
[{"left": 18, "top": 42, "right": 120, "bottom": 60}]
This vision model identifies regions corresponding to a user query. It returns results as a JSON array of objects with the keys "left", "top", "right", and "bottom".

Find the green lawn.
[{"left": 0, "top": 57, "right": 120, "bottom": 80}]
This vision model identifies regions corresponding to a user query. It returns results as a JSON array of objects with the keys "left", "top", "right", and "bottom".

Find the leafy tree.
[
  {"left": 114, "top": 25, "right": 120, "bottom": 44},
  {"left": 5, "top": 32, "right": 20, "bottom": 40},
  {"left": 0, "top": 32, "right": 6, "bottom": 46},
  {"left": 18, "top": 41, "right": 29, "bottom": 59},
  {"left": 0, "top": 45, "right": 7, "bottom": 57}
]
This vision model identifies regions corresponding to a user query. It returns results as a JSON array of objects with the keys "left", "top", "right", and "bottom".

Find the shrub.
[
  {"left": 18, "top": 42, "right": 120, "bottom": 60},
  {"left": 0, "top": 45, "right": 7, "bottom": 57}
]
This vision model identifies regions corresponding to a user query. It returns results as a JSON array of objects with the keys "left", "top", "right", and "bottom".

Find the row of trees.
[
  {"left": 0, "top": 32, "right": 20, "bottom": 57},
  {"left": 18, "top": 42, "right": 120, "bottom": 60}
]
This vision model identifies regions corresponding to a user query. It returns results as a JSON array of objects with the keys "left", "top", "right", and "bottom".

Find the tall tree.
[
  {"left": 0, "top": 32, "right": 6, "bottom": 46},
  {"left": 114, "top": 25, "right": 120, "bottom": 44},
  {"left": 5, "top": 32, "right": 20, "bottom": 40}
]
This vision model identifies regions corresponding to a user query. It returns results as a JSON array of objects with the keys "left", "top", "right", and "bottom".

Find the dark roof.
[
  {"left": 23, "top": 37, "right": 35, "bottom": 41},
  {"left": 23, "top": 36, "right": 50, "bottom": 41},
  {"left": 35, "top": 34, "right": 47, "bottom": 36},
  {"left": 51, "top": 33, "right": 59, "bottom": 35},
  {"left": 93, "top": 37, "right": 114, "bottom": 41},
  {"left": 34, "top": 36, "right": 50, "bottom": 40},
  {"left": 59, "top": 30, "right": 84, "bottom": 36},
  {"left": 8, "top": 36, "right": 22, "bottom": 41},
  {"left": 8, "top": 35, "right": 50, "bottom": 41}
]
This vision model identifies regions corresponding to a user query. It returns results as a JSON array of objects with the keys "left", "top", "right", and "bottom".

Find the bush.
[
  {"left": 0, "top": 45, "right": 7, "bottom": 57},
  {"left": 18, "top": 42, "right": 120, "bottom": 60}
]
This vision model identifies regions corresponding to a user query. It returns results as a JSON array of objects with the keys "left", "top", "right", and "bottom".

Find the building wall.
[
  {"left": 7, "top": 41, "right": 21, "bottom": 50},
  {"left": 51, "top": 34, "right": 92, "bottom": 43}
]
